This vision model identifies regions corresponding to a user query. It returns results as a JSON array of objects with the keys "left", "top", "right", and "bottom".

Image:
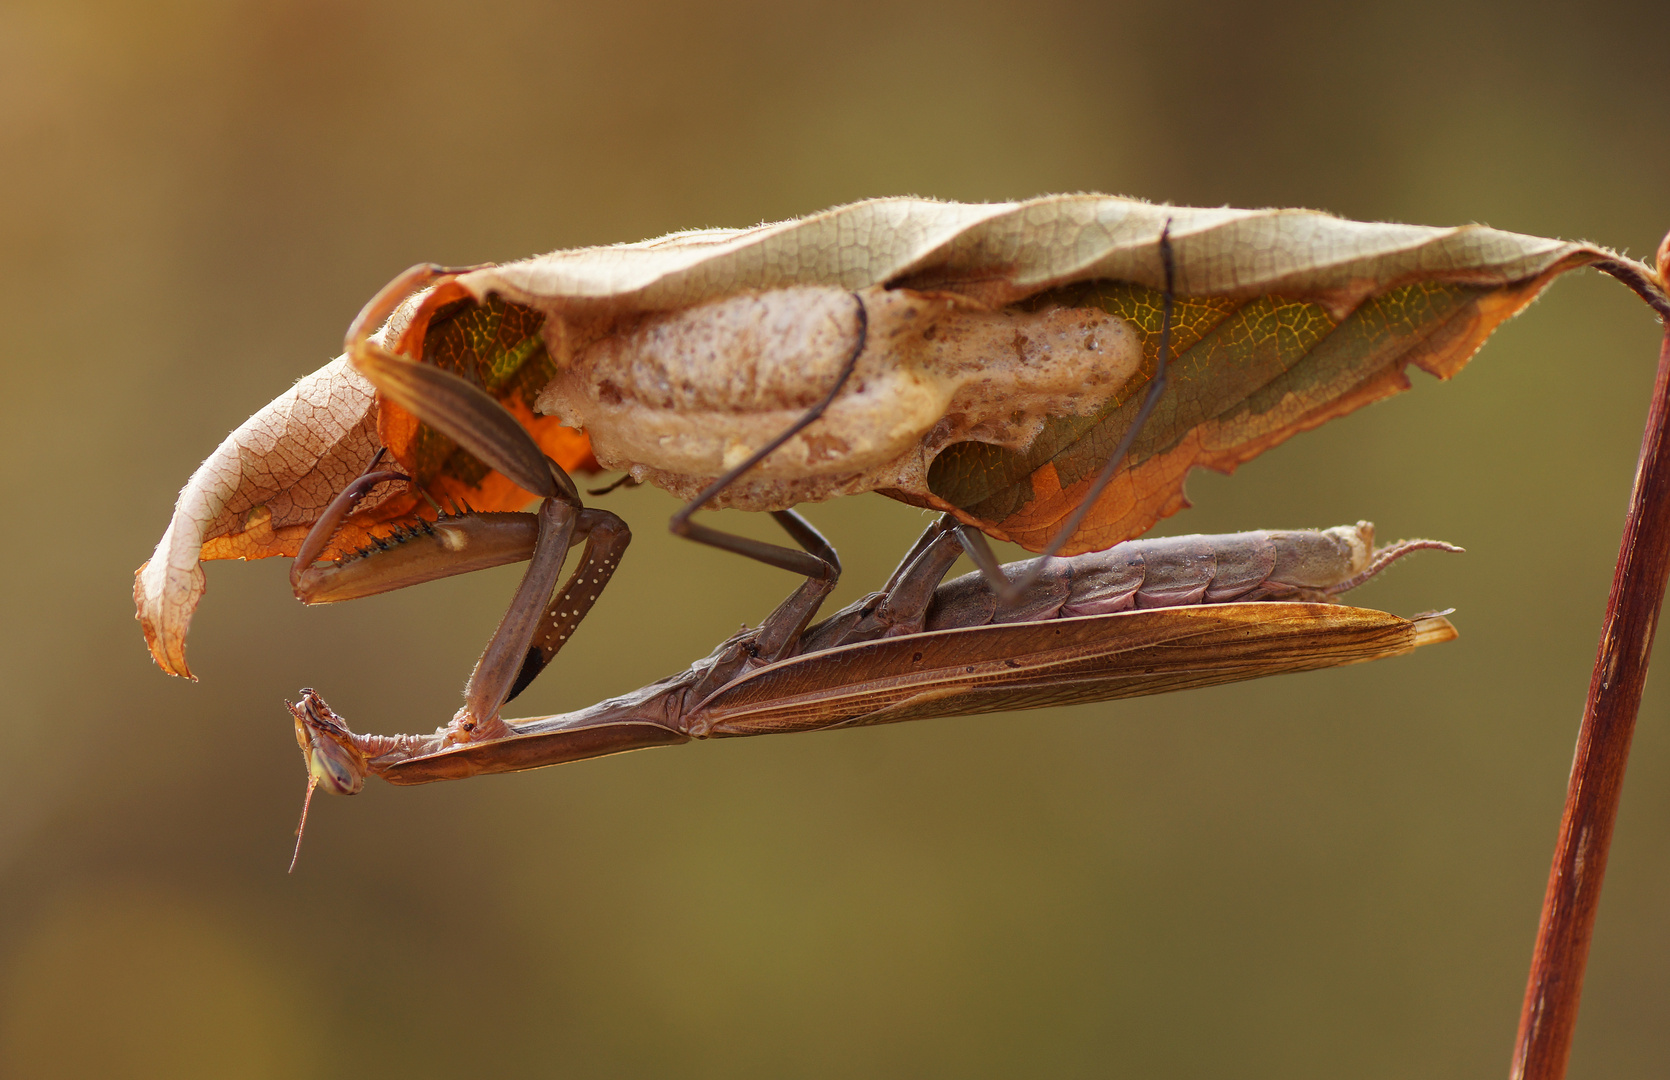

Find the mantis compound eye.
[{"left": 307, "top": 738, "right": 366, "bottom": 796}]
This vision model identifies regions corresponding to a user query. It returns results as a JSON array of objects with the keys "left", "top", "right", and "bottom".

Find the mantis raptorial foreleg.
[
  {"left": 344, "top": 266, "right": 578, "bottom": 505},
  {"left": 501, "top": 504, "right": 631, "bottom": 704},
  {"left": 457, "top": 495, "right": 578, "bottom": 736},
  {"left": 293, "top": 468, "right": 632, "bottom": 734},
  {"left": 288, "top": 448, "right": 409, "bottom": 595},
  {"left": 341, "top": 283, "right": 643, "bottom": 730},
  {"left": 293, "top": 508, "right": 543, "bottom": 604},
  {"left": 294, "top": 319, "right": 642, "bottom": 734},
  {"left": 284, "top": 477, "right": 627, "bottom": 863}
]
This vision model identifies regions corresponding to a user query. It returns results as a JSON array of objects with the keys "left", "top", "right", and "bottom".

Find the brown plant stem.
[{"left": 1510, "top": 316, "right": 1670, "bottom": 1080}]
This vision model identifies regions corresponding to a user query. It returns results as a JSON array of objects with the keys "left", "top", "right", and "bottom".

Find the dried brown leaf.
[{"left": 138, "top": 195, "right": 1657, "bottom": 679}]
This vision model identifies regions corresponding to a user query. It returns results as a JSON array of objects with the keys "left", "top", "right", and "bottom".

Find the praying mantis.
[
  {"left": 288, "top": 485, "right": 1460, "bottom": 864},
  {"left": 311, "top": 224, "right": 1198, "bottom": 741}
]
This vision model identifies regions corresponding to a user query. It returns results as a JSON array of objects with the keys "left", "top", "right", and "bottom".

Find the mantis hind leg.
[
  {"left": 662, "top": 224, "right": 1174, "bottom": 606},
  {"left": 793, "top": 516, "right": 968, "bottom": 654},
  {"left": 943, "top": 223, "right": 1178, "bottom": 602},
  {"left": 745, "top": 510, "right": 842, "bottom": 663},
  {"left": 688, "top": 509, "right": 841, "bottom": 701}
]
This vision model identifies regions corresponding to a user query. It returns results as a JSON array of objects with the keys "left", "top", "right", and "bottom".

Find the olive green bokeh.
[{"left": 2, "top": 0, "right": 1668, "bottom": 1077}]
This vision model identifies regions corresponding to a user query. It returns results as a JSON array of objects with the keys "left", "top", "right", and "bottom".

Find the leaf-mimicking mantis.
[
  {"left": 300, "top": 226, "right": 1181, "bottom": 741},
  {"left": 295, "top": 218, "right": 1452, "bottom": 738},
  {"left": 286, "top": 505, "right": 1460, "bottom": 865}
]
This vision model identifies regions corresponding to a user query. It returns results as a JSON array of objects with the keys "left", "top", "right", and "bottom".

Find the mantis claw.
[{"left": 503, "top": 507, "right": 631, "bottom": 704}]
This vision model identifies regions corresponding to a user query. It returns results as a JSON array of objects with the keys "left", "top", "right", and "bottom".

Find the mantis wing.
[
  {"left": 693, "top": 602, "right": 1456, "bottom": 736},
  {"left": 372, "top": 602, "right": 1454, "bottom": 786}
]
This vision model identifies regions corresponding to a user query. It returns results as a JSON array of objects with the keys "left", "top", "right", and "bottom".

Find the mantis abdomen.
[{"left": 923, "top": 523, "right": 1452, "bottom": 630}]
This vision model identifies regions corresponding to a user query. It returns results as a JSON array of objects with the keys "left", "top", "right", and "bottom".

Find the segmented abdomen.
[{"left": 923, "top": 524, "right": 1374, "bottom": 631}]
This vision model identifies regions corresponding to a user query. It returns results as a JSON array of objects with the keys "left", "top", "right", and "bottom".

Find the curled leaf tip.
[
  {"left": 133, "top": 359, "right": 384, "bottom": 683},
  {"left": 133, "top": 561, "right": 196, "bottom": 680}
]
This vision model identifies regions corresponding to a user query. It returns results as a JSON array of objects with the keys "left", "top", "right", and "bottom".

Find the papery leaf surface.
[
  {"left": 138, "top": 195, "right": 1646, "bottom": 677},
  {"left": 450, "top": 196, "right": 1624, "bottom": 549}
]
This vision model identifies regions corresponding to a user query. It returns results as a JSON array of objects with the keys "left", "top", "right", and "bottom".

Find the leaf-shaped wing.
[{"left": 693, "top": 603, "right": 1456, "bottom": 736}]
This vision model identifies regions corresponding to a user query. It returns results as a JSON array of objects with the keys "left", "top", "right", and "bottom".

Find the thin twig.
[
  {"left": 1510, "top": 319, "right": 1670, "bottom": 1080},
  {"left": 1592, "top": 258, "right": 1670, "bottom": 323}
]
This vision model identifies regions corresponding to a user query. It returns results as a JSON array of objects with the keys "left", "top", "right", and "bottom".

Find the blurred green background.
[{"left": 2, "top": 0, "right": 1667, "bottom": 1076}]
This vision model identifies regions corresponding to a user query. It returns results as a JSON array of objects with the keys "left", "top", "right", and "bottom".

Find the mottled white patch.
[{"left": 536, "top": 285, "right": 1142, "bottom": 510}]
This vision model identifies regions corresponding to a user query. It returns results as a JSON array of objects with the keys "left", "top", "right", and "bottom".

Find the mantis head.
[{"left": 285, "top": 688, "right": 371, "bottom": 871}]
